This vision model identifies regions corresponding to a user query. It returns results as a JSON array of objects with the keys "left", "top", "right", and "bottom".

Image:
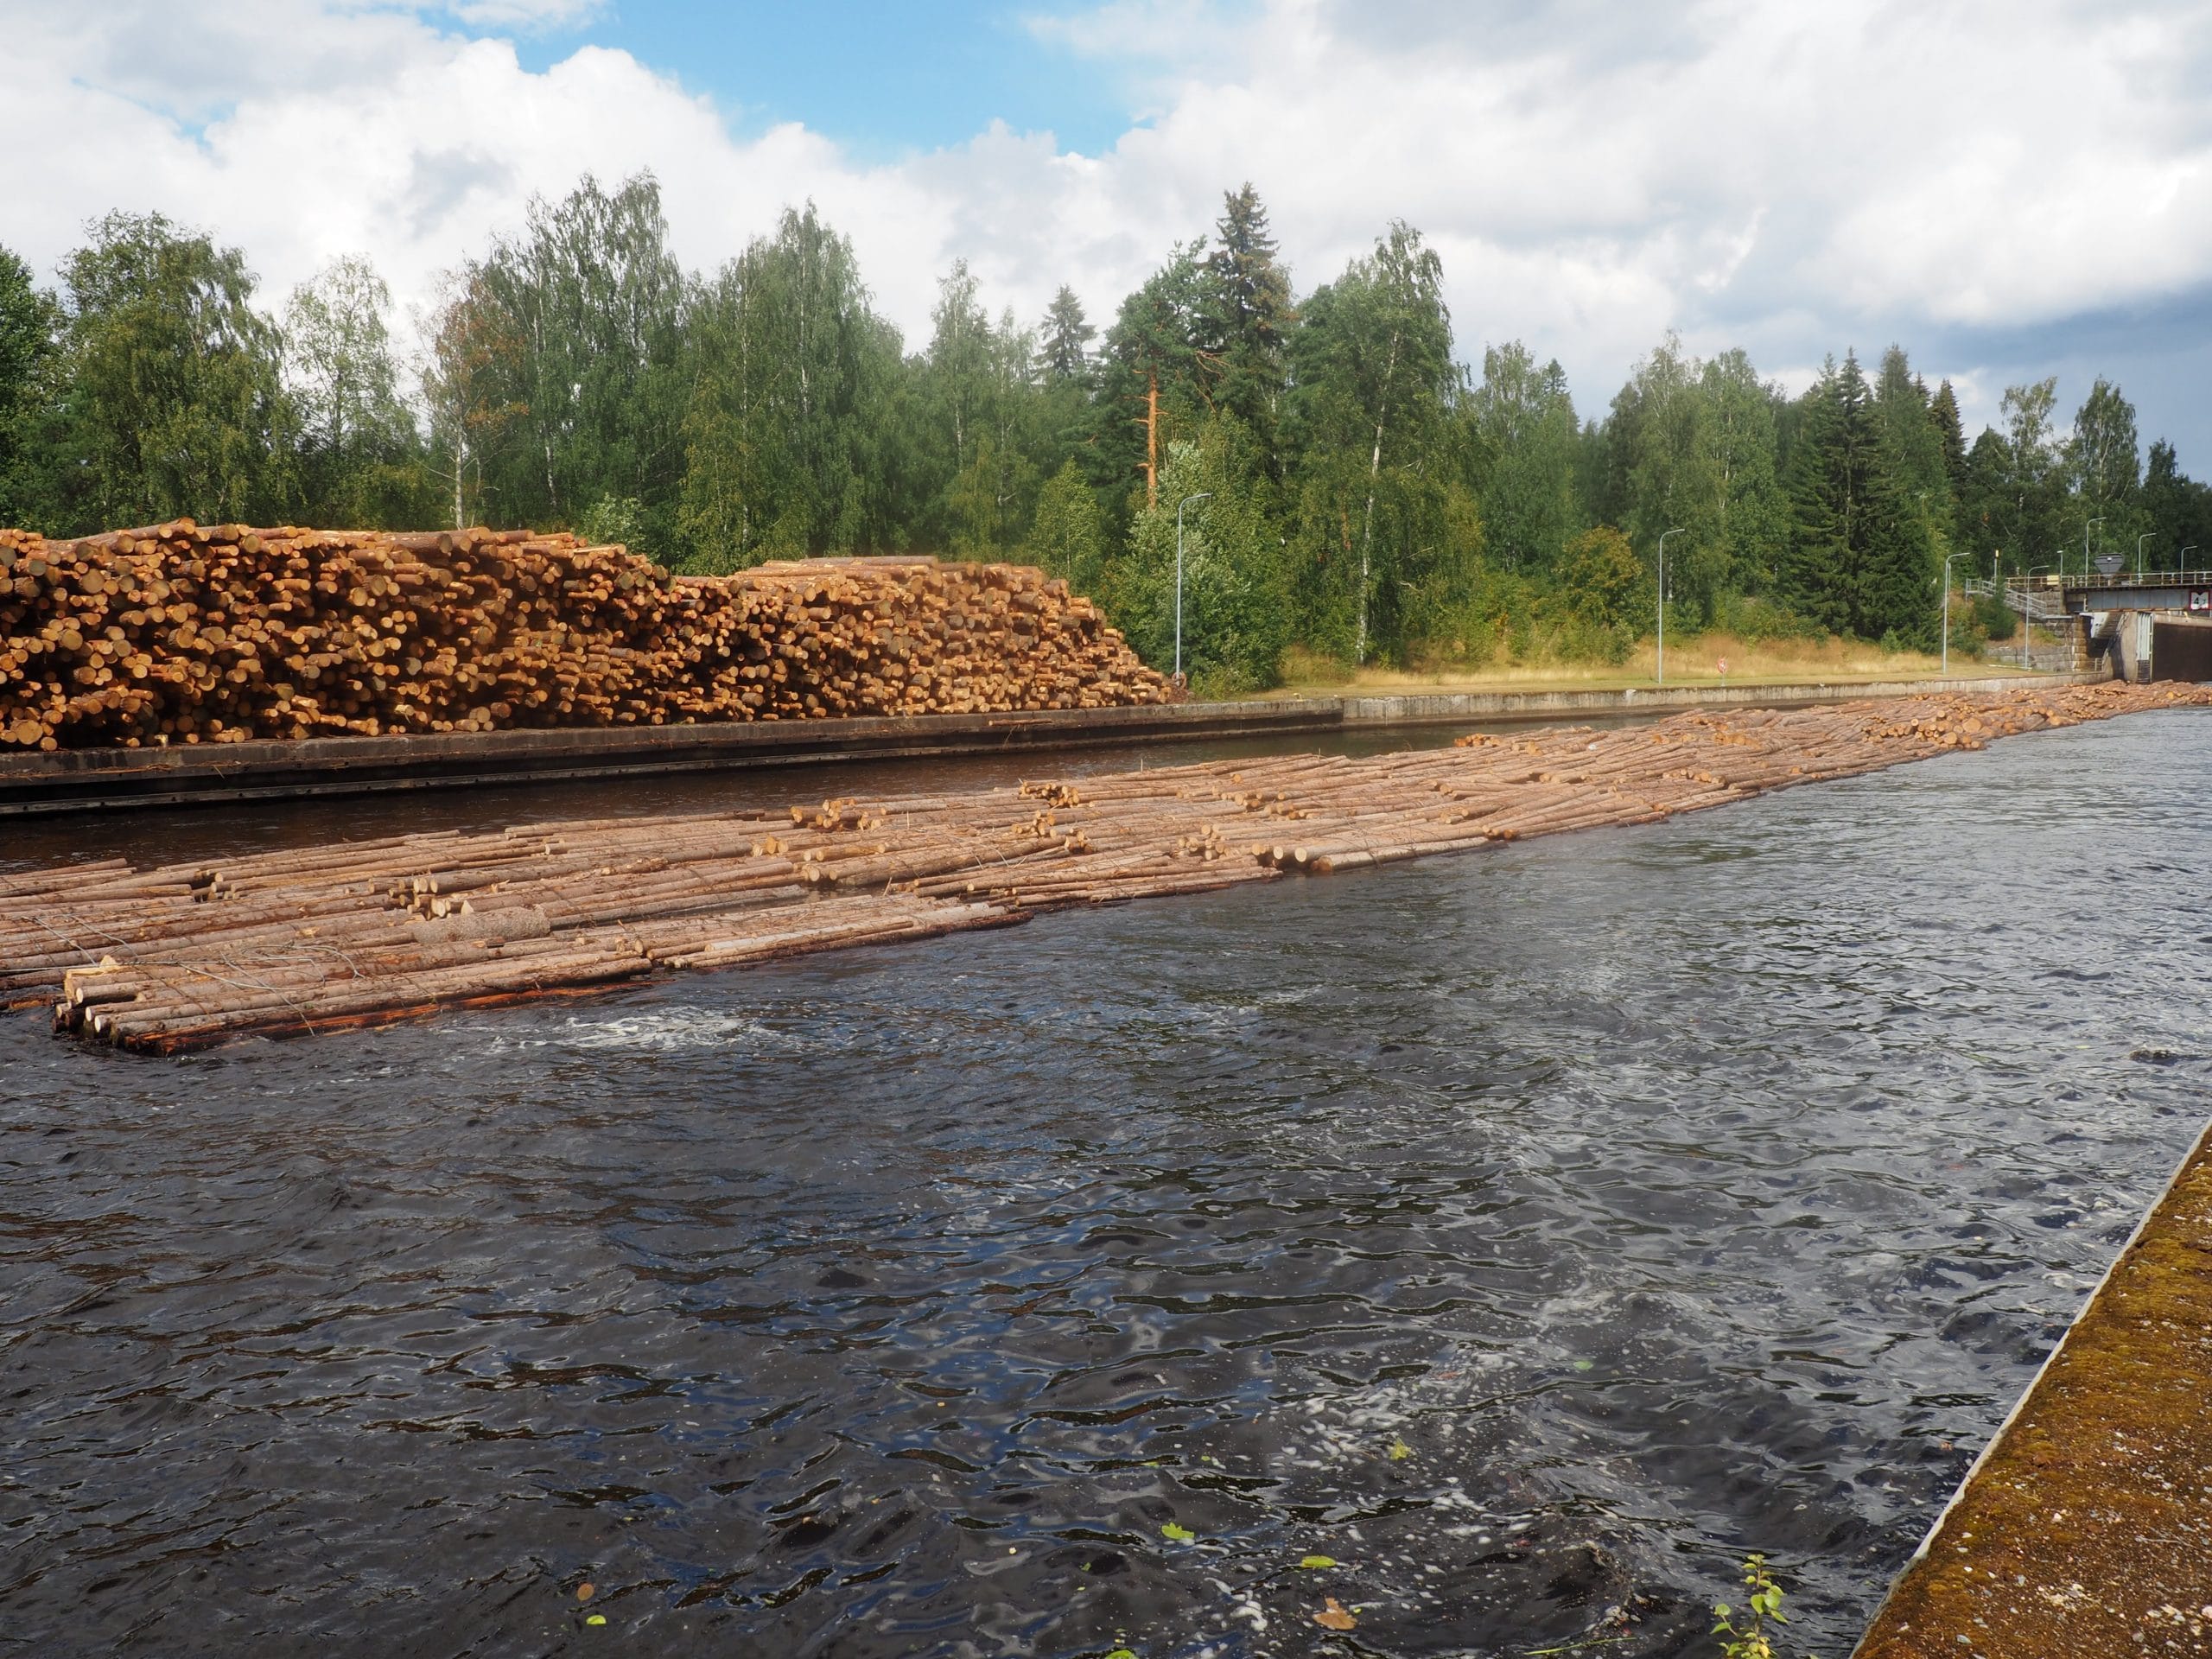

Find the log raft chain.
[{"left": 5, "top": 677, "right": 2206, "bottom": 1054}]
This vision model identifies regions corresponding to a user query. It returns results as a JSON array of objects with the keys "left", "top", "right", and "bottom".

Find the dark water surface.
[{"left": 4, "top": 712, "right": 2209, "bottom": 1657}]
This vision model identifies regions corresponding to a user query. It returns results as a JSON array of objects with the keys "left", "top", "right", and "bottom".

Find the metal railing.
[{"left": 2004, "top": 569, "right": 2212, "bottom": 597}]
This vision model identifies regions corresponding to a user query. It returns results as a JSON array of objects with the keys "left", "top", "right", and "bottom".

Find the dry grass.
[{"left": 1263, "top": 634, "right": 2030, "bottom": 699}]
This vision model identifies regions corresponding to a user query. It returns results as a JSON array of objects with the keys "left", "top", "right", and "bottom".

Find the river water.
[{"left": 3, "top": 710, "right": 2208, "bottom": 1657}]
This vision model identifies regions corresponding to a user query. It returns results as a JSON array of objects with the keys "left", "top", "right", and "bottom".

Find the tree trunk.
[
  {"left": 1146, "top": 371, "right": 1160, "bottom": 512},
  {"left": 1357, "top": 329, "right": 1401, "bottom": 664}
]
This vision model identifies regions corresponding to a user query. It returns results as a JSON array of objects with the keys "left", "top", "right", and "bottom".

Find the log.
[
  {"left": 0, "top": 521, "right": 1170, "bottom": 750},
  {"left": 8, "top": 679, "right": 2207, "bottom": 1052}
]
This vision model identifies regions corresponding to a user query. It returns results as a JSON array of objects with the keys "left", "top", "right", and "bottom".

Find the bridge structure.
[{"left": 1964, "top": 567, "right": 2212, "bottom": 680}]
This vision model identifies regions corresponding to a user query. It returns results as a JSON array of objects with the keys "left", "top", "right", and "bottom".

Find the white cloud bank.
[{"left": 4, "top": 0, "right": 2210, "bottom": 440}]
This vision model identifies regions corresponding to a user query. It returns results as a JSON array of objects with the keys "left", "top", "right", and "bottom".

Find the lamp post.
[
  {"left": 2083, "top": 516, "right": 2103, "bottom": 580},
  {"left": 2137, "top": 532, "right": 2152, "bottom": 578},
  {"left": 1941, "top": 551, "right": 1961, "bottom": 675},
  {"left": 1173, "top": 491, "right": 1211, "bottom": 683},
  {"left": 1656, "top": 527, "right": 1684, "bottom": 684},
  {"left": 2185, "top": 545, "right": 2199, "bottom": 578}
]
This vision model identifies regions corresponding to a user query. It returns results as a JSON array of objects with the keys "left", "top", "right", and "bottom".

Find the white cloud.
[
  {"left": 4, "top": 0, "right": 2211, "bottom": 444},
  {"left": 445, "top": 0, "right": 606, "bottom": 27}
]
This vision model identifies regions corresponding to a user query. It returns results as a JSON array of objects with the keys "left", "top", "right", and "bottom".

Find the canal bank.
[
  {"left": 1854, "top": 1116, "right": 2212, "bottom": 1656},
  {"left": 0, "top": 670, "right": 2092, "bottom": 815}
]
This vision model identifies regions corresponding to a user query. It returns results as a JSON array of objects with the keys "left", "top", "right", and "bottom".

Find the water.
[{"left": 3, "top": 712, "right": 2209, "bottom": 1657}]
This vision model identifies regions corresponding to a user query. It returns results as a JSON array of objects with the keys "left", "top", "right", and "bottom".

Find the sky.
[{"left": 6, "top": 0, "right": 2212, "bottom": 467}]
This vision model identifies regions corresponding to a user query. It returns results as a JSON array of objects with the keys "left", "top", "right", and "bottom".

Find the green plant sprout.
[{"left": 1713, "top": 1554, "right": 1802, "bottom": 1659}]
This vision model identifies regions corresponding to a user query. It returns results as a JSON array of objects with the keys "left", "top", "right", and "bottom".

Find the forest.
[{"left": 3, "top": 173, "right": 2209, "bottom": 692}]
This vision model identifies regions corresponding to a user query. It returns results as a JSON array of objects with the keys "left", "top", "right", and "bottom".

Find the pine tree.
[{"left": 1095, "top": 242, "right": 1212, "bottom": 513}]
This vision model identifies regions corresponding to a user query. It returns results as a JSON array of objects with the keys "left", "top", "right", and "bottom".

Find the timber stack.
[
  {"left": 6, "top": 679, "right": 2207, "bottom": 1055},
  {"left": 0, "top": 521, "right": 1168, "bottom": 751}
]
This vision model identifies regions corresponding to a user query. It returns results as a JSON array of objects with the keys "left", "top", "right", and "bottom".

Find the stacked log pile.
[
  {"left": 8, "top": 679, "right": 2206, "bottom": 1054},
  {"left": 0, "top": 521, "right": 1167, "bottom": 751}
]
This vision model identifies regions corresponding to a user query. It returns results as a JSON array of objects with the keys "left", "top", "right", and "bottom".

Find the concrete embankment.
[
  {"left": 0, "top": 671, "right": 2096, "bottom": 817},
  {"left": 1854, "top": 1119, "right": 2212, "bottom": 1656}
]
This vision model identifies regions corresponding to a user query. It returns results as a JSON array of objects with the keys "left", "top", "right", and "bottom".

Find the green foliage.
[
  {"left": 1702, "top": 348, "right": 1789, "bottom": 595},
  {"left": 0, "top": 245, "right": 62, "bottom": 530},
  {"left": 1039, "top": 285, "right": 1094, "bottom": 385},
  {"left": 2143, "top": 439, "right": 2212, "bottom": 571},
  {"left": 1554, "top": 525, "right": 1643, "bottom": 632},
  {"left": 1618, "top": 333, "right": 1726, "bottom": 620},
  {"left": 283, "top": 255, "right": 436, "bottom": 529},
  {"left": 574, "top": 493, "right": 649, "bottom": 550},
  {"left": 54, "top": 211, "right": 294, "bottom": 531},
  {"left": 1283, "top": 219, "right": 1459, "bottom": 664},
  {"left": 1093, "top": 239, "right": 1216, "bottom": 518},
  {"left": 677, "top": 202, "right": 902, "bottom": 570},
  {"left": 1026, "top": 460, "right": 1106, "bottom": 590},
  {"left": 2071, "top": 375, "right": 2144, "bottom": 566},
  {"left": 1465, "top": 341, "right": 1579, "bottom": 575},
  {"left": 1780, "top": 352, "right": 1934, "bottom": 647},
  {"left": 1712, "top": 1554, "right": 1791, "bottom": 1659},
  {"left": 1201, "top": 182, "right": 1296, "bottom": 469},
  {"left": 439, "top": 173, "right": 690, "bottom": 556},
  {"left": 1103, "top": 428, "right": 1291, "bottom": 693},
  {"left": 12, "top": 175, "right": 2211, "bottom": 688}
]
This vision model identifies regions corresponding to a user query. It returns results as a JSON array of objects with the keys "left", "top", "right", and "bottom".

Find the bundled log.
[
  {"left": 0, "top": 522, "right": 1167, "bottom": 751},
  {"left": 9, "top": 679, "right": 2208, "bottom": 1052}
]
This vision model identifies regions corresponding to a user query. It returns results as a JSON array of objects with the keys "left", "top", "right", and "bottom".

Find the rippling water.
[{"left": 4, "top": 712, "right": 2209, "bottom": 1657}]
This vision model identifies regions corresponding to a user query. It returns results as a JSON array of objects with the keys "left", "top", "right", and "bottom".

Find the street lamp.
[
  {"left": 2082, "top": 516, "right": 2103, "bottom": 580},
  {"left": 1173, "top": 491, "right": 1211, "bottom": 683},
  {"left": 1656, "top": 527, "right": 1685, "bottom": 685},
  {"left": 1941, "top": 551, "right": 1961, "bottom": 675},
  {"left": 2137, "top": 532, "right": 2152, "bottom": 578},
  {"left": 2184, "top": 545, "right": 2199, "bottom": 578}
]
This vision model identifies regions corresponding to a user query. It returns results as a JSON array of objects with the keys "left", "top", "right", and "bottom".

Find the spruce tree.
[
  {"left": 1201, "top": 183, "right": 1296, "bottom": 469},
  {"left": 1039, "top": 286, "right": 1094, "bottom": 384},
  {"left": 1779, "top": 359, "right": 1855, "bottom": 632},
  {"left": 1781, "top": 351, "right": 1927, "bottom": 640},
  {"left": 1928, "top": 378, "right": 1966, "bottom": 489}
]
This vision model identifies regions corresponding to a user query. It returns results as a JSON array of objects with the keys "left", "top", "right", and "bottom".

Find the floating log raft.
[
  {"left": 0, "top": 521, "right": 1167, "bottom": 751},
  {"left": 8, "top": 679, "right": 2207, "bottom": 1054}
]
